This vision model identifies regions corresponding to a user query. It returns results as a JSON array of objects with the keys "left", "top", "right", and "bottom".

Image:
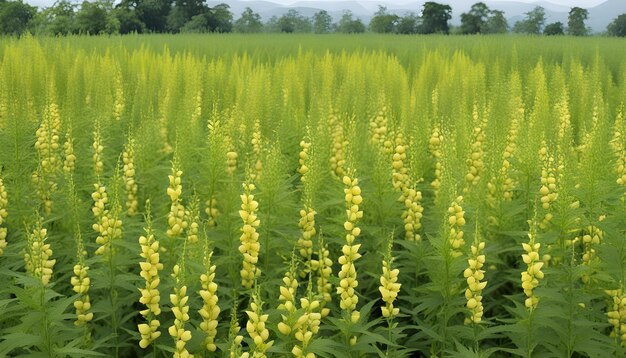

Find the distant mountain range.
[{"left": 206, "top": 0, "right": 625, "bottom": 32}]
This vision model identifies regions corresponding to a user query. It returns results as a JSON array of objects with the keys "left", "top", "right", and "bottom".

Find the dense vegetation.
[
  {"left": 0, "top": 34, "right": 625, "bottom": 357},
  {"left": 2, "top": 0, "right": 626, "bottom": 36}
]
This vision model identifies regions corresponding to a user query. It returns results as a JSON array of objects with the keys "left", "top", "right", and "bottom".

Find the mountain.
[{"left": 588, "top": 0, "right": 626, "bottom": 32}]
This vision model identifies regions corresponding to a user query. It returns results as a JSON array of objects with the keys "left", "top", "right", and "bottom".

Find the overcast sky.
[{"left": 24, "top": 0, "right": 609, "bottom": 10}]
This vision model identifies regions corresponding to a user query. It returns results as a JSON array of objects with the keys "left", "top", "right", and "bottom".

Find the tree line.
[{"left": 1, "top": 0, "right": 626, "bottom": 37}]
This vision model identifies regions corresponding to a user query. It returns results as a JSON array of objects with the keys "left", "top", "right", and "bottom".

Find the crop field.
[{"left": 0, "top": 34, "right": 625, "bottom": 357}]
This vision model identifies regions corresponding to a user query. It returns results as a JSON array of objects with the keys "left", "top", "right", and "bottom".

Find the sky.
[{"left": 24, "top": 0, "right": 609, "bottom": 11}]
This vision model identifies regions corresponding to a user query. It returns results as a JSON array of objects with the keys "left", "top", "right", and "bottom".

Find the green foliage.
[
  {"left": 336, "top": 11, "right": 365, "bottom": 34},
  {"left": 544, "top": 22, "right": 565, "bottom": 36},
  {"left": 607, "top": 14, "right": 626, "bottom": 37},
  {"left": 313, "top": 10, "right": 332, "bottom": 34},
  {"left": 513, "top": 6, "right": 546, "bottom": 35},
  {"left": 0, "top": 0, "right": 36, "bottom": 35},
  {"left": 234, "top": 7, "right": 263, "bottom": 33},
  {"left": 369, "top": 6, "right": 399, "bottom": 34},
  {"left": 568, "top": 7, "right": 589, "bottom": 36},
  {"left": 420, "top": 1, "right": 452, "bottom": 34},
  {"left": 460, "top": 2, "right": 490, "bottom": 35}
]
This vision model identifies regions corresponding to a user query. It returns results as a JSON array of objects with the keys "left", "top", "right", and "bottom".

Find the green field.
[{"left": 0, "top": 34, "right": 625, "bottom": 357}]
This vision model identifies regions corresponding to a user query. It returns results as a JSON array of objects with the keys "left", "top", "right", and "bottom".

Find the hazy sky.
[{"left": 25, "top": 0, "right": 609, "bottom": 10}]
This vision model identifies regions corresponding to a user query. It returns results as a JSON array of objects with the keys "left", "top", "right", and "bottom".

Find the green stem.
[
  {"left": 108, "top": 253, "right": 119, "bottom": 358},
  {"left": 41, "top": 284, "right": 52, "bottom": 356}
]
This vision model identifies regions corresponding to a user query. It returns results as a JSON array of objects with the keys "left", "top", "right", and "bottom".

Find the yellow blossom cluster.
[
  {"left": 298, "top": 140, "right": 311, "bottom": 179},
  {"left": 329, "top": 112, "right": 346, "bottom": 178},
  {"left": 199, "top": 252, "right": 220, "bottom": 352},
  {"left": 63, "top": 132, "right": 76, "bottom": 174},
  {"left": 123, "top": 139, "right": 138, "bottom": 215},
  {"left": 369, "top": 107, "right": 388, "bottom": 148},
  {"left": 252, "top": 119, "right": 263, "bottom": 180},
  {"left": 379, "top": 258, "right": 401, "bottom": 319},
  {"left": 521, "top": 225, "right": 544, "bottom": 309},
  {"left": 168, "top": 265, "right": 192, "bottom": 358},
  {"left": 402, "top": 187, "right": 424, "bottom": 241},
  {"left": 311, "top": 240, "right": 332, "bottom": 318},
  {"left": 580, "top": 225, "right": 603, "bottom": 284},
  {"left": 337, "top": 175, "right": 363, "bottom": 325},
  {"left": 606, "top": 288, "right": 626, "bottom": 346},
  {"left": 138, "top": 227, "right": 163, "bottom": 349},
  {"left": 24, "top": 225, "right": 56, "bottom": 285},
  {"left": 33, "top": 101, "right": 61, "bottom": 214},
  {"left": 166, "top": 166, "right": 188, "bottom": 238},
  {"left": 246, "top": 296, "right": 273, "bottom": 357},
  {"left": 392, "top": 135, "right": 410, "bottom": 196},
  {"left": 113, "top": 74, "right": 125, "bottom": 121},
  {"left": 277, "top": 269, "right": 299, "bottom": 336},
  {"left": 429, "top": 126, "right": 443, "bottom": 196},
  {"left": 297, "top": 207, "right": 316, "bottom": 273},
  {"left": 92, "top": 128, "right": 104, "bottom": 176},
  {"left": 239, "top": 182, "right": 261, "bottom": 288},
  {"left": 292, "top": 297, "right": 322, "bottom": 358},
  {"left": 92, "top": 198, "right": 122, "bottom": 256},
  {"left": 71, "top": 263, "right": 93, "bottom": 326},
  {"left": 35, "top": 101, "right": 62, "bottom": 176},
  {"left": 464, "top": 111, "right": 486, "bottom": 191},
  {"left": 464, "top": 240, "right": 487, "bottom": 324},
  {"left": 447, "top": 196, "right": 466, "bottom": 257},
  {"left": 204, "top": 197, "right": 219, "bottom": 228},
  {"left": 539, "top": 145, "right": 558, "bottom": 228},
  {"left": 226, "top": 136, "right": 238, "bottom": 175}
]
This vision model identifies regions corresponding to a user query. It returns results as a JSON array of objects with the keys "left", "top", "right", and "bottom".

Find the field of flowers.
[{"left": 0, "top": 34, "right": 625, "bottom": 357}]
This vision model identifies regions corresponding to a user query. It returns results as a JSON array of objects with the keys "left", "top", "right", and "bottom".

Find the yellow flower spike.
[
  {"left": 169, "top": 263, "right": 192, "bottom": 357},
  {"left": 337, "top": 173, "right": 363, "bottom": 332},
  {"left": 246, "top": 292, "right": 274, "bottom": 357},
  {"left": 204, "top": 197, "right": 220, "bottom": 227},
  {"left": 122, "top": 138, "right": 138, "bottom": 216},
  {"left": 138, "top": 205, "right": 163, "bottom": 349},
  {"left": 198, "top": 246, "right": 221, "bottom": 352},
  {"left": 24, "top": 220, "right": 55, "bottom": 286},
  {"left": 447, "top": 196, "right": 466, "bottom": 257},
  {"left": 464, "top": 224, "right": 487, "bottom": 325},
  {"left": 521, "top": 220, "right": 543, "bottom": 310},
  {"left": 239, "top": 181, "right": 262, "bottom": 288},
  {"left": 329, "top": 111, "right": 347, "bottom": 178},
  {"left": 166, "top": 161, "right": 187, "bottom": 239}
]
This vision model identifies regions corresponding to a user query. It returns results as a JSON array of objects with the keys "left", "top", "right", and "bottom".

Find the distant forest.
[{"left": 1, "top": 0, "right": 626, "bottom": 37}]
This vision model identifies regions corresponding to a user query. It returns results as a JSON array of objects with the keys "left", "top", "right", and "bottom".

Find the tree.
[
  {"left": 567, "top": 7, "right": 588, "bottom": 36},
  {"left": 369, "top": 6, "right": 399, "bottom": 33},
  {"left": 460, "top": 2, "right": 490, "bottom": 34},
  {"left": 0, "top": 0, "right": 36, "bottom": 35},
  {"left": 179, "top": 3, "right": 232, "bottom": 32},
  {"left": 313, "top": 10, "right": 332, "bottom": 34},
  {"left": 35, "top": 0, "right": 77, "bottom": 35},
  {"left": 76, "top": 0, "right": 119, "bottom": 34},
  {"left": 336, "top": 10, "right": 365, "bottom": 33},
  {"left": 167, "top": 0, "right": 206, "bottom": 32},
  {"left": 137, "top": 0, "right": 172, "bottom": 33},
  {"left": 485, "top": 10, "right": 508, "bottom": 34},
  {"left": 544, "top": 21, "right": 564, "bottom": 35},
  {"left": 396, "top": 13, "right": 419, "bottom": 34},
  {"left": 114, "top": 5, "right": 144, "bottom": 34},
  {"left": 512, "top": 6, "right": 545, "bottom": 34},
  {"left": 234, "top": 7, "right": 262, "bottom": 33},
  {"left": 420, "top": 2, "right": 452, "bottom": 34},
  {"left": 274, "top": 9, "right": 311, "bottom": 33},
  {"left": 607, "top": 14, "right": 626, "bottom": 37}
]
